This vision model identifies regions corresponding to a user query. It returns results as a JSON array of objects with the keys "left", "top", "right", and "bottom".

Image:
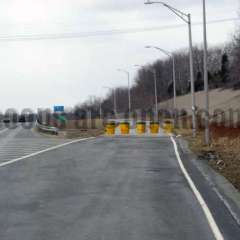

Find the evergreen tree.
[
  {"left": 195, "top": 72, "right": 204, "bottom": 91},
  {"left": 221, "top": 53, "right": 230, "bottom": 84},
  {"left": 167, "top": 81, "right": 173, "bottom": 97}
]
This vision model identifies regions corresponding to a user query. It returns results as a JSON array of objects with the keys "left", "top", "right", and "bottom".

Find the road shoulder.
[{"left": 175, "top": 136, "right": 240, "bottom": 239}]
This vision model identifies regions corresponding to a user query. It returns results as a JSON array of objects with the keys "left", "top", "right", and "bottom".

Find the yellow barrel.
[
  {"left": 150, "top": 122, "right": 160, "bottom": 134},
  {"left": 120, "top": 122, "right": 130, "bottom": 135},
  {"left": 163, "top": 120, "right": 174, "bottom": 134},
  {"left": 136, "top": 121, "right": 146, "bottom": 134},
  {"left": 105, "top": 122, "right": 116, "bottom": 135}
]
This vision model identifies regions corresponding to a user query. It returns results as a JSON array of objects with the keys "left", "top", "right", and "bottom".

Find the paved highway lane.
[
  {"left": 0, "top": 125, "right": 69, "bottom": 163},
  {"left": 0, "top": 136, "right": 238, "bottom": 239}
]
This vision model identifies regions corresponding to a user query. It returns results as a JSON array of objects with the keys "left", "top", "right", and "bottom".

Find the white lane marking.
[
  {"left": 0, "top": 137, "right": 96, "bottom": 168},
  {"left": 0, "top": 128, "right": 9, "bottom": 134},
  {"left": 170, "top": 136, "right": 224, "bottom": 240}
]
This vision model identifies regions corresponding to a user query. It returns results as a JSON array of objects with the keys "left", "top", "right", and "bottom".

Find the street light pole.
[
  {"left": 173, "top": 56, "right": 176, "bottom": 109},
  {"left": 153, "top": 69, "right": 158, "bottom": 118},
  {"left": 144, "top": 1, "right": 197, "bottom": 137},
  {"left": 103, "top": 86, "right": 117, "bottom": 117},
  {"left": 114, "top": 88, "right": 117, "bottom": 117},
  {"left": 99, "top": 100, "right": 103, "bottom": 119},
  {"left": 117, "top": 69, "right": 131, "bottom": 118},
  {"left": 145, "top": 46, "right": 177, "bottom": 109},
  {"left": 203, "top": 0, "right": 210, "bottom": 145}
]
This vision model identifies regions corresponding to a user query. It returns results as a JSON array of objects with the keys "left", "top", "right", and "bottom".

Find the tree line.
[{"left": 74, "top": 28, "right": 240, "bottom": 117}]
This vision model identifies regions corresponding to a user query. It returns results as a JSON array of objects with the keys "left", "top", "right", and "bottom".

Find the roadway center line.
[
  {"left": 0, "top": 137, "right": 96, "bottom": 168},
  {"left": 170, "top": 136, "right": 224, "bottom": 240}
]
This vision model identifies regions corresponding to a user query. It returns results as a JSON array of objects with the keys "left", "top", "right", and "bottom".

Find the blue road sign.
[{"left": 54, "top": 106, "right": 64, "bottom": 113}]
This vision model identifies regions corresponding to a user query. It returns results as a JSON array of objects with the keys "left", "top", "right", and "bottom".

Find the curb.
[{"left": 176, "top": 136, "right": 240, "bottom": 228}]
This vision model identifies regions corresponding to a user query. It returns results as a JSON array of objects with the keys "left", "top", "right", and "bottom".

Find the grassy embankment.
[
  {"left": 50, "top": 119, "right": 105, "bottom": 139},
  {"left": 176, "top": 125, "right": 240, "bottom": 191}
]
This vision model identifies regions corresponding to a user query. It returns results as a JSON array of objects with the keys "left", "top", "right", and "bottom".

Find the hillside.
[{"left": 159, "top": 88, "right": 240, "bottom": 121}]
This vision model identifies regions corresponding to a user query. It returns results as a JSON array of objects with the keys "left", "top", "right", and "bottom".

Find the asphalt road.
[
  {"left": 0, "top": 124, "right": 69, "bottom": 163},
  {"left": 0, "top": 136, "right": 239, "bottom": 239}
]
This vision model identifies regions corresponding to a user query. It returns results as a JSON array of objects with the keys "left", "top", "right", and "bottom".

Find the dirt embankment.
[
  {"left": 160, "top": 88, "right": 240, "bottom": 117},
  {"left": 60, "top": 129, "right": 104, "bottom": 139},
  {"left": 178, "top": 125, "right": 240, "bottom": 191},
  {"left": 45, "top": 119, "right": 105, "bottom": 139}
]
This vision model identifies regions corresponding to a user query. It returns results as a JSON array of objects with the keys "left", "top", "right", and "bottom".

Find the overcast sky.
[{"left": 0, "top": 0, "right": 239, "bottom": 112}]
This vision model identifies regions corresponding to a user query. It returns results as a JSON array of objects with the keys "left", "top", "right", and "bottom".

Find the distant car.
[
  {"left": 19, "top": 115, "right": 36, "bottom": 123},
  {"left": 18, "top": 116, "right": 26, "bottom": 123},
  {"left": 3, "top": 118, "right": 10, "bottom": 123}
]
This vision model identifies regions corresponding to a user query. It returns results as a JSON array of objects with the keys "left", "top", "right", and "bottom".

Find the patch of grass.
[
  {"left": 63, "top": 129, "right": 104, "bottom": 139},
  {"left": 176, "top": 128, "right": 240, "bottom": 191}
]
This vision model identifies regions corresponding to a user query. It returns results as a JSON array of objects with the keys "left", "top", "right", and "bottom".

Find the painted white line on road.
[
  {"left": 0, "top": 128, "right": 9, "bottom": 134},
  {"left": 0, "top": 137, "right": 96, "bottom": 168},
  {"left": 170, "top": 136, "right": 224, "bottom": 240}
]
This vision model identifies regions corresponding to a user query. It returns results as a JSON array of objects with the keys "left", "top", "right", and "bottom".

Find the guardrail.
[{"left": 35, "top": 121, "right": 59, "bottom": 135}]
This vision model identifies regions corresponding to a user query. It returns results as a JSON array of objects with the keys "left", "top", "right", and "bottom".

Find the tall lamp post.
[
  {"left": 145, "top": 1, "right": 197, "bottom": 137},
  {"left": 99, "top": 99, "right": 103, "bottom": 119},
  {"left": 117, "top": 69, "right": 131, "bottom": 118},
  {"left": 203, "top": 0, "right": 210, "bottom": 145},
  {"left": 134, "top": 64, "right": 158, "bottom": 118},
  {"left": 103, "top": 86, "right": 117, "bottom": 117},
  {"left": 145, "top": 45, "right": 176, "bottom": 109}
]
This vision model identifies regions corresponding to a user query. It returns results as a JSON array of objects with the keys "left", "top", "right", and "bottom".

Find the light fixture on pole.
[
  {"left": 134, "top": 64, "right": 144, "bottom": 68},
  {"left": 117, "top": 69, "right": 131, "bottom": 118},
  {"left": 144, "top": 1, "right": 197, "bottom": 137},
  {"left": 145, "top": 45, "right": 176, "bottom": 110}
]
